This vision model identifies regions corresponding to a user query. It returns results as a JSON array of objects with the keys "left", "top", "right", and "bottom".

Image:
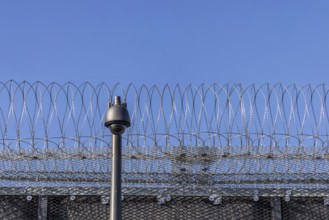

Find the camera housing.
[{"left": 104, "top": 96, "right": 131, "bottom": 135}]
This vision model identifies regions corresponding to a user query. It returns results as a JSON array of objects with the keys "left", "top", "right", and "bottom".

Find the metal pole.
[
  {"left": 104, "top": 96, "right": 130, "bottom": 220},
  {"left": 111, "top": 134, "right": 122, "bottom": 220},
  {"left": 38, "top": 196, "right": 48, "bottom": 220},
  {"left": 271, "top": 197, "right": 282, "bottom": 220}
]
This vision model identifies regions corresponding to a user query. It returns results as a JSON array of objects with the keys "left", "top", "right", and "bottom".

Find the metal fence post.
[
  {"left": 271, "top": 197, "right": 282, "bottom": 220},
  {"left": 38, "top": 196, "right": 48, "bottom": 220}
]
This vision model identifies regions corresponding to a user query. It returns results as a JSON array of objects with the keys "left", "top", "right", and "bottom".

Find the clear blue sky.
[{"left": 0, "top": 1, "right": 328, "bottom": 86}]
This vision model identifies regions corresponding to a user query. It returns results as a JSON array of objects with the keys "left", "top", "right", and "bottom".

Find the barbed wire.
[{"left": 1, "top": 81, "right": 329, "bottom": 185}]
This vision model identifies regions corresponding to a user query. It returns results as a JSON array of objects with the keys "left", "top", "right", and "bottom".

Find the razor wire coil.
[{"left": 1, "top": 81, "right": 329, "bottom": 185}]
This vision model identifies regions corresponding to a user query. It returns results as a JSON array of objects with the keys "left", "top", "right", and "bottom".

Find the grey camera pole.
[{"left": 104, "top": 96, "right": 131, "bottom": 220}]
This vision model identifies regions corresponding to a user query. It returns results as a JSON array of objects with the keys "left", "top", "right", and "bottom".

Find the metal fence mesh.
[
  {"left": 0, "top": 195, "right": 274, "bottom": 220},
  {"left": 0, "top": 196, "right": 38, "bottom": 220},
  {"left": 2, "top": 195, "right": 329, "bottom": 220},
  {"left": 1, "top": 81, "right": 329, "bottom": 219}
]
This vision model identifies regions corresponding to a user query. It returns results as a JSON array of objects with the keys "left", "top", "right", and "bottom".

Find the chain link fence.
[{"left": 1, "top": 195, "right": 329, "bottom": 219}]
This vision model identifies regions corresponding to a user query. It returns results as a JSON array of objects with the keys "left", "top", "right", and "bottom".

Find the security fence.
[{"left": 1, "top": 81, "right": 329, "bottom": 219}]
